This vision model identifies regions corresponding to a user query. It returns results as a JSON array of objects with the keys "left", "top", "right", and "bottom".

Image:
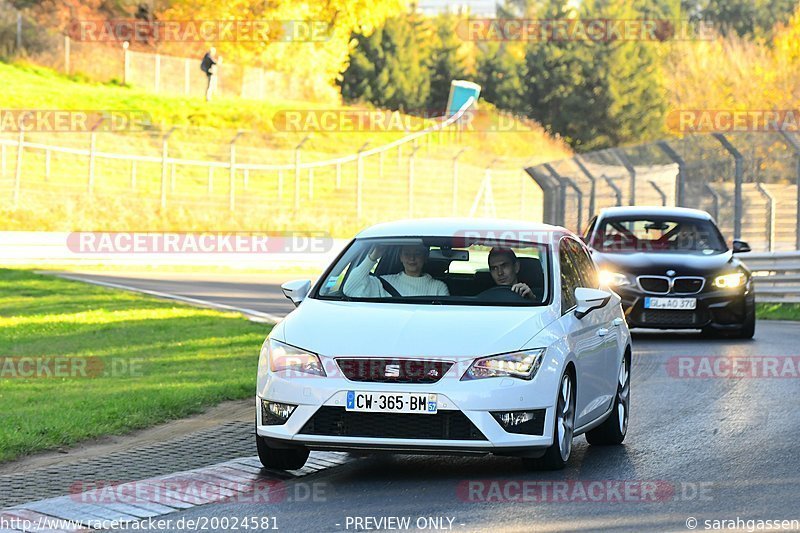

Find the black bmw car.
[{"left": 583, "top": 206, "right": 755, "bottom": 338}]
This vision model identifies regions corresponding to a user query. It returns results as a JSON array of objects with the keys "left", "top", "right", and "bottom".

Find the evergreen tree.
[
  {"left": 341, "top": 15, "right": 431, "bottom": 112},
  {"left": 427, "top": 13, "right": 470, "bottom": 112}
]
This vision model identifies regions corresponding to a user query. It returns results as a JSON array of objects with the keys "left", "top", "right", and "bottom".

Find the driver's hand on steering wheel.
[{"left": 510, "top": 282, "right": 533, "bottom": 299}]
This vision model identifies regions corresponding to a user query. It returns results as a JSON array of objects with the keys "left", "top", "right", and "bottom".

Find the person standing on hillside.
[{"left": 200, "top": 47, "right": 218, "bottom": 102}]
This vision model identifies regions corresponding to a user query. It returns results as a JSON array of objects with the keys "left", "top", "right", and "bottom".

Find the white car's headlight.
[
  {"left": 462, "top": 348, "right": 546, "bottom": 381},
  {"left": 713, "top": 272, "right": 746, "bottom": 289},
  {"left": 599, "top": 270, "right": 630, "bottom": 288},
  {"left": 265, "top": 338, "right": 326, "bottom": 377}
]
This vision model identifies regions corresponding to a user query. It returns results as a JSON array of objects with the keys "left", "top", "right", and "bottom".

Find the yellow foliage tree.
[{"left": 160, "top": 0, "right": 407, "bottom": 102}]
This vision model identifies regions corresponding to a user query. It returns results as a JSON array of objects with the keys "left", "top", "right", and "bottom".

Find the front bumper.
[
  {"left": 615, "top": 284, "right": 754, "bottom": 330},
  {"left": 255, "top": 368, "right": 561, "bottom": 457}
]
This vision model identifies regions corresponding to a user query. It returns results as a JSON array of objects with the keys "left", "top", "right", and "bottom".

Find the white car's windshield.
[{"left": 315, "top": 237, "right": 550, "bottom": 306}]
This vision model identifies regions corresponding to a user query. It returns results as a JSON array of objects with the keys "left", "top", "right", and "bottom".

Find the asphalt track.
[{"left": 55, "top": 272, "right": 800, "bottom": 532}]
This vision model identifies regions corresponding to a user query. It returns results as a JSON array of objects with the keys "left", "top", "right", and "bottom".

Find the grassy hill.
[{"left": 0, "top": 60, "right": 570, "bottom": 235}]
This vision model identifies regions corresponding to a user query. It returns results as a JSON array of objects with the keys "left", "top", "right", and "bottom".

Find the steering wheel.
[{"left": 477, "top": 285, "right": 528, "bottom": 302}]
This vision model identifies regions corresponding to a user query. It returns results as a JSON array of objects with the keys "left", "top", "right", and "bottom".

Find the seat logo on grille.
[{"left": 385, "top": 364, "right": 400, "bottom": 377}]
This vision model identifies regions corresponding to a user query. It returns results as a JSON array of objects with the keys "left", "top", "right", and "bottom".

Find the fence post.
[
  {"left": 525, "top": 166, "right": 560, "bottom": 225},
  {"left": 154, "top": 53, "right": 161, "bottom": 93},
  {"left": 13, "top": 131, "right": 23, "bottom": 208},
  {"left": 122, "top": 41, "right": 129, "bottom": 84},
  {"left": 572, "top": 156, "right": 596, "bottom": 218},
  {"left": 704, "top": 184, "right": 721, "bottom": 223},
  {"left": 755, "top": 183, "right": 775, "bottom": 251},
  {"left": 230, "top": 131, "right": 244, "bottom": 211},
  {"left": 64, "top": 35, "right": 71, "bottom": 75},
  {"left": 614, "top": 149, "right": 636, "bottom": 205},
  {"left": 779, "top": 131, "right": 800, "bottom": 250},
  {"left": 657, "top": 141, "right": 685, "bottom": 207},
  {"left": 602, "top": 175, "right": 622, "bottom": 207},
  {"left": 712, "top": 133, "right": 744, "bottom": 241},
  {"left": 452, "top": 148, "right": 467, "bottom": 216},
  {"left": 649, "top": 180, "right": 667, "bottom": 206},
  {"left": 294, "top": 135, "right": 310, "bottom": 211},
  {"left": 356, "top": 142, "right": 369, "bottom": 219},
  {"left": 408, "top": 145, "right": 421, "bottom": 217},
  {"left": 543, "top": 163, "right": 566, "bottom": 227},
  {"left": 44, "top": 149, "right": 50, "bottom": 181},
  {"left": 87, "top": 132, "right": 96, "bottom": 194},
  {"left": 160, "top": 127, "right": 176, "bottom": 209}
]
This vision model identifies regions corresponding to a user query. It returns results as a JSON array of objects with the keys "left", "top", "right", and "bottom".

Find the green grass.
[
  {"left": 756, "top": 302, "right": 800, "bottom": 321},
  {"left": 0, "top": 60, "right": 571, "bottom": 161},
  {"left": 1, "top": 59, "right": 564, "bottom": 235},
  {"left": 0, "top": 268, "right": 269, "bottom": 463}
]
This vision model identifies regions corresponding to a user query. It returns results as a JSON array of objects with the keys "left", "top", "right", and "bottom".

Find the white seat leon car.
[{"left": 256, "top": 219, "right": 632, "bottom": 470}]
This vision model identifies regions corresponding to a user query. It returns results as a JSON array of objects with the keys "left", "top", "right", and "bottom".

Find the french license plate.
[
  {"left": 345, "top": 391, "right": 437, "bottom": 414},
  {"left": 644, "top": 297, "right": 697, "bottom": 310}
]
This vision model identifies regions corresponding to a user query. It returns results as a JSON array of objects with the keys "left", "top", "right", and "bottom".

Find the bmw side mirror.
[
  {"left": 574, "top": 287, "right": 612, "bottom": 319},
  {"left": 732, "top": 240, "right": 751, "bottom": 254},
  {"left": 281, "top": 279, "right": 311, "bottom": 307}
]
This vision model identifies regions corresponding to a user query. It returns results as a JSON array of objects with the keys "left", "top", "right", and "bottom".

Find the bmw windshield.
[
  {"left": 593, "top": 217, "right": 728, "bottom": 255},
  {"left": 313, "top": 236, "right": 550, "bottom": 306}
]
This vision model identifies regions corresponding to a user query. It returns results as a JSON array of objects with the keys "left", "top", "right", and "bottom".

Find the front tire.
[
  {"left": 733, "top": 303, "right": 756, "bottom": 339},
  {"left": 586, "top": 352, "right": 630, "bottom": 446},
  {"left": 256, "top": 435, "right": 309, "bottom": 470},
  {"left": 524, "top": 371, "right": 575, "bottom": 470}
]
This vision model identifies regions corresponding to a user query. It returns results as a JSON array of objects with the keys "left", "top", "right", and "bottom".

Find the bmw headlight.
[
  {"left": 462, "top": 348, "right": 546, "bottom": 381},
  {"left": 713, "top": 272, "right": 746, "bottom": 289},
  {"left": 264, "top": 338, "right": 326, "bottom": 377},
  {"left": 599, "top": 270, "right": 631, "bottom": 288}
]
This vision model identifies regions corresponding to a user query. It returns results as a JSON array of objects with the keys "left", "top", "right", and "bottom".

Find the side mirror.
[
  {"left": 574, "top": 287, "right": 612, "bottom": 319},
  {"left": 732, "top": 240, "right": 751, "bottom": 254},
  {"left": 281, "top": 279, "right": 311, "bottom": 307}
]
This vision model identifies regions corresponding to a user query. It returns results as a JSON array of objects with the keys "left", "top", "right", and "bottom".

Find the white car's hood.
[{"left": 280, "top": 298, "right": 558, "bottom": 359}]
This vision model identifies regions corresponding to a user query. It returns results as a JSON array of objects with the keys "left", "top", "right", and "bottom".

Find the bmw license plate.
[
  {"left": 346, "top": 391, "right": 437, "bottom": 414},
  {"left": 644, "top": 297, "right": 697, "bottom": 310}
]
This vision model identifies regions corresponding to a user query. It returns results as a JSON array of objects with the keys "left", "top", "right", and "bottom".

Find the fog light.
[
  {"left": 491, "top": 409, "right": 546, "bottom": 435},
  {"left": 261, "top": 400, "right": 297, "bottom": 425}
]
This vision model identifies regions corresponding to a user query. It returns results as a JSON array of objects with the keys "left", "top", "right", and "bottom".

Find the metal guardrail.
[{"left": 741, "top": 251, "right": 800, "bottom": 303}]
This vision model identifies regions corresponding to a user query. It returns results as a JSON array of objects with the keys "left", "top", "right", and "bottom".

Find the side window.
[
  {"left": 583, "top": 216, "right": 597, "bottom": 244},
  {"left": 568, "top": 239, "right": 599, "bottom": 288},
  {"left": 559, "top": 240, "right": 581, "bottom": 312}
]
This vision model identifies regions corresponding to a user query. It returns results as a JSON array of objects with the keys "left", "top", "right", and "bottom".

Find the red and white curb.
[{"left": 0, "top": 452, "right": 351, "bottom": 532}]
